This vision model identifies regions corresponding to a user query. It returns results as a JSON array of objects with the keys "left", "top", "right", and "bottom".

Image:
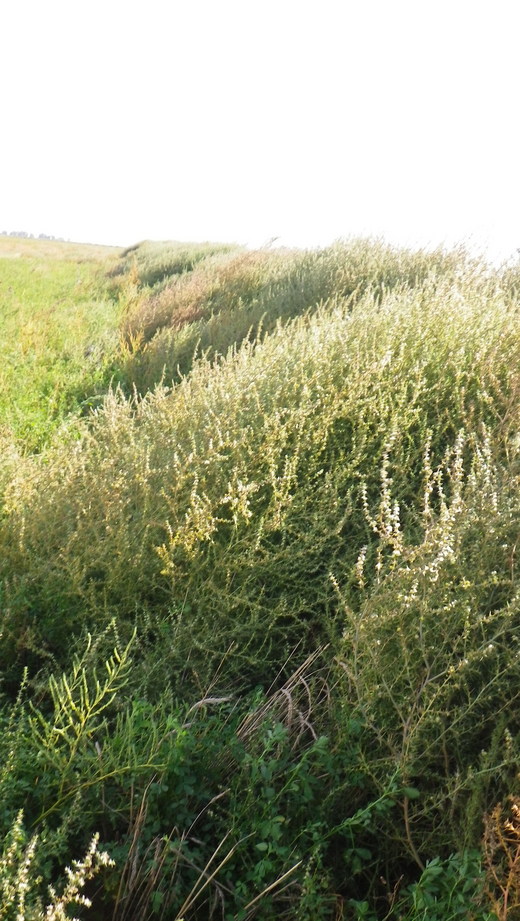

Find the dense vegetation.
[{"left": 1, "top": 234, "right": 520, "bottom": 919}]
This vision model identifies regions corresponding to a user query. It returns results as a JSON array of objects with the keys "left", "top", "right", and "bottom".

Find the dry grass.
[
  {"left": 483, "top": 798, "right": 520, "bottom": 919},
  {"left": 121, "top": 249, "right": 286, "bottom": 345},
  {"left": 0, "top": 235, "right": 121, "bottom": 262}
]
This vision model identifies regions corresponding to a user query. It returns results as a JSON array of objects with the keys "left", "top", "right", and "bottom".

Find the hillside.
[{"left": 0, "top": 236, "right": 519, "bottom": 920}]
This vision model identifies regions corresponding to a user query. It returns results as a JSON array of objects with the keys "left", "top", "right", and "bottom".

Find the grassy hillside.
[{"left": 0, "top": 236, "right": 519, "bottom": 920}]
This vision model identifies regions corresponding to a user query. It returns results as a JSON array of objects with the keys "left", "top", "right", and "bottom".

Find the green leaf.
[{"left": 402, "top": 786, "right": 420, "bottom": 799}]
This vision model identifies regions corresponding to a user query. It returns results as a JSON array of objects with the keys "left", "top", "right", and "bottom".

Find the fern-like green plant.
[{"left": 29, "top": 631, "right": 134, "bottom": 800}]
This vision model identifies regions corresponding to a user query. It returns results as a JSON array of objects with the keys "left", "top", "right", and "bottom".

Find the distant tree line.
[{"left": 0, "top": 230, "right": 66, "bottom": 241}]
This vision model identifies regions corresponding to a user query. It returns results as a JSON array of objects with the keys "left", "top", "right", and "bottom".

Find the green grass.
[
  {"left": 0, "top": 235, "right": 519, "bottom": 920},
  {"left": 0, "top": 238, "right": 123, "bottom": 451}
]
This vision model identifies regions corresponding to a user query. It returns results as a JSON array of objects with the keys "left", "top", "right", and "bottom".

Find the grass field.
[
  {"left": 0, "top": 235, "right": 519, "bottom": 920},
  {"left": 0, "top": 237, "right": 122, "bottom": 450}
]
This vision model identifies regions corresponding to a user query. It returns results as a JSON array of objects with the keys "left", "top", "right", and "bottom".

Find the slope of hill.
[{"left": 0, "top": 236, "right": 519, "bottom": 920}]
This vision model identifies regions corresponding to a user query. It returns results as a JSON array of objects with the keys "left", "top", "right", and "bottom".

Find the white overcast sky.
[{"left": 2, "top": 0, "right": 519, "bottom": 261}]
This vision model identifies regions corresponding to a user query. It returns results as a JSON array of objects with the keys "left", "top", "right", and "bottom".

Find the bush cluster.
[
  {"left": 117, "top": 238, "right": 484, "bottom": 392},
  {"left": 1, "top": 235, "right": 520, "bottom": 918}
]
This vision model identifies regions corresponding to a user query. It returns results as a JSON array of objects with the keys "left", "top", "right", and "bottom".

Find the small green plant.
[
  {"left": 350, "top": 852, "right": 495, "bottom": 921},
  {"left": 28, "top": 631, "right": 134, "bottom": 811},
  {"left": 402, "top": 852, "right": 493, "bottom": 921}
]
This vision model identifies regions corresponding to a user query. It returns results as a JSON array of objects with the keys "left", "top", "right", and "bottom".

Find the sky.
[{"left": 2, "top": 0, "right": 520, "bottom": 262}]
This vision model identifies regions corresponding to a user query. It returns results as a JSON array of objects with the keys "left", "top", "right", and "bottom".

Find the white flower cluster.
[{"left": 0, "top": 813, "right": 114, "bottom": 921}]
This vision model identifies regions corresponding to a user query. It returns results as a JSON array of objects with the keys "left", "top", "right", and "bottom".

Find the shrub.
[
  {"left": 1, "top": 270, "right": 519, "bottom": 688},
  {"left": 335, "top": 432, "right": 520, "bottom": 869},
  {"left": 111, "top": 240, "right": 240, "bottom": 290},
  {"left": 121, "top": 238, "right": 487, "bottom": 391}
]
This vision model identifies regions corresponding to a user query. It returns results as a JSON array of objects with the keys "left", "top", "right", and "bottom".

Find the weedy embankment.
[{"left": 0, "top": 236, "right": 519, "bottom": 919}]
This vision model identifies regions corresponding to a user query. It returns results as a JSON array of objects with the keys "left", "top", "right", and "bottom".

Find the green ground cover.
[
  {"left": 0, "top": 239, "right": 122, "bottom": 451},
  {"left": 0, "top": 236, "right": 519, "bottom": 920}
]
